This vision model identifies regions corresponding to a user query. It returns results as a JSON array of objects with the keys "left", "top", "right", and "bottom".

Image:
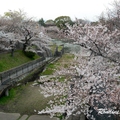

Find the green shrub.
[
  {"left": 24, "top": 51, "right": 35, "bottom": 58},
  {"left": 0, "top": 88, "right": 16, "bottom": 105}
]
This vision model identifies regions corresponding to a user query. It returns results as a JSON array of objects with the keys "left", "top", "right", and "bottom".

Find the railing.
[
  {"left": 0, "top": 47, "right": 64, "bottom": 97},
  {"left": 0, "top": 57, "right": 47, "bottom": 85}
]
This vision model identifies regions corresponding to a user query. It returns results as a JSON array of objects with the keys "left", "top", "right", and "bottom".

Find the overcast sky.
[{"left": 0, "top": 0, "right": 114, "bottom": 21}]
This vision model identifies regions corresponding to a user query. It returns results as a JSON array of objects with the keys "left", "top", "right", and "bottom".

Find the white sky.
[{"left": 0, "top": 0, "right": 114, "bottom": 21}]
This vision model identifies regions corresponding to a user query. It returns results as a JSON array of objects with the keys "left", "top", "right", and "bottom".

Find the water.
[{"left": 52, "top": 39, "right": 81, "bottom": 54}]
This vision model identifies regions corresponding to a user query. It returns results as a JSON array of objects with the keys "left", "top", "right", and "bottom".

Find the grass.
[
  {"left": 58, "top": 45, "right": 63, "bottom": 51},
  {"left": 41, "top": 63, "right": 56, "bottom": 75},
  {"left": 50, "top": 44, "right": 57, "bottom": 54},
  {"left": 0, "top": 82, "right": 54, "bottom": 115},
  {"left": 50, "top": 44, "right": 64, "bottom": 54},
  {"left": 47, "top": 63, "right": 56, "bottom": 69},
  {"left": 41, "top": 68, "right": 55, "bottom": 75},
  {"left": 0, "top": 85, "right": 26, "bottom": 105},
  {"left": 58, "top": 76, "right": 65, "bottom": 82},
  {"left": 0, "top": 50, "right": 40, "bottom": 72},
  {"left": 0, "top": 53, "right": 75, "bottom": 116},
  {"left": 50, "top": 76, "right": 66, "bottom": 82},
  {"left": 40, "top": 53, "right": 74, "bottom": 76},
  {"left": 62, "top": 53, "right": 74, "bottom": 60},
  {"left": 0, "top": 88, "right": 16, "bottom": 105}
]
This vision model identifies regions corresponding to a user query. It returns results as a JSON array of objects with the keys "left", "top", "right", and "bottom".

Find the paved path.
[{"left": 0, "top": 112, "right": 58, "bottom": 120}]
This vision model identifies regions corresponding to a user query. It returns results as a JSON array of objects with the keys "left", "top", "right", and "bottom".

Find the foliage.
[
  {"left": 65, "top": 21, "right": 120, "bottom": 63},
  {"left": 0, "top": 10, "right": 51, "bottom": 56},
  {"left": 45, "top": 19, "right": 55, "bottom": 25},
  {"left": 38, "top": 18, "right": 45, "bottom": 26},
  {"left": 1, "top": 2, "right": 120, "bottom": 119},
  {"left": 105, "top": 0, "right": 120, "bottom": 31},
  {"left": 50, "top": 44, "right": 57, "bottom": 54},
  {"left": 38, "top": 4, "right": 120, "bottom": 119},
  {"left": 57, "top": 76, "right": 65, "bottom": 82},
  {"left": 24, "top": 51, "right": 36, "bottom": 58},
  {"left": 50, "top": 44, "right": 64, "bottom": 55},
  {"left": 40, "top": 54, "right": 74, "bottom": 76},
  {"left": 58, "top": 45, "right": 63, "bottom": 51},
  {"left": 4, "top": 9, "right": 26, "bottom": 21},
  {"left": 41, "top": 63, "right": 56, "bottom": 75},
  {"left": 45, "top": 19, "right": 54, "bottom": 23},
  {"left": 0, "top": 83, "right": 55, "bottom": 115},
  {"left": 0, "top": 88, "right": 16, "bottom": 105},
  {"left": 54, "top": 16, "right": 73, "bottom": 29}
]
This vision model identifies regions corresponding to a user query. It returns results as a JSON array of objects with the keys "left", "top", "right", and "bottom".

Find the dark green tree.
[
  {"left": 38, "top": 18, "right": 45, "bottom": 26},
  {"left": 54, "top": 16, "right": 74, "bottom": 29}
]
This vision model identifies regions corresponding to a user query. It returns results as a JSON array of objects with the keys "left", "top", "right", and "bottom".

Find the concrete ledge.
[
  {"left": 0, "top": 112, "right": 20, "bottom": 120},
  {"left": 19, "top": 115, "right": 28, "bottom": 120},
  {"left": 28, "top": 115, "right": 58, "bottom": 120}
]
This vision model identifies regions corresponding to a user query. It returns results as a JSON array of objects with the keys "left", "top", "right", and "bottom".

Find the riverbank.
[
  {"left": 0, "top": 82, "right": 54, "bottom": 115},
  {"left": 0, "top": 53, "right": 75, "bottom": 120}
]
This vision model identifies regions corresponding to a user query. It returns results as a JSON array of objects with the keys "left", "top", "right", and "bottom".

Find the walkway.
[{"left": 0, "top": 112, "right": 58, "bottom": 120}]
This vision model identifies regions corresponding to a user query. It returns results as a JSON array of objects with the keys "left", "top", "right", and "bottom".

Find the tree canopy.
[
  {"left": 54, "top": 16, "right": 74, "bottom": 29},
  {"left": 38, "top": 18, "right": 45, "bottom": 26},
  {"left": 0, "top": 10, "right": 51, "bottom": 56}
]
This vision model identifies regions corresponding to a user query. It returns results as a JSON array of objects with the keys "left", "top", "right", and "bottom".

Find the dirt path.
[
  {"left": 0, "top": 53, "right": 75, "bottom": 116},
  {"left": 0, "top": 82, "right": 53, "bottom": 115}
]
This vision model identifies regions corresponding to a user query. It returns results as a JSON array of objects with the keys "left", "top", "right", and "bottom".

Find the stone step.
[
  {"left": 0, "top": 112, "right": 59, "bottom": 120},
  {"left": 27, "top": 115, "right": 58, "bottom": 120},
  {"left": 0, "top": 112, "right": 20, "bottom": 120},
  {"left": 18, "top": 115, "right": 28, "bottom": 120}
]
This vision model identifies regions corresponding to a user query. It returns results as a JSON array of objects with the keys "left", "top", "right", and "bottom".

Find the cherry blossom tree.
[
  {"left": 65, "top": 21, "right": 120, "bottom": 63},
  {"left": 63, "top": 20, "right": 120, "bottom": 119},
  {"left": 105, "top": 0, "right": 120, "bottom": 31},
  {"left": 0, "top": 10, "right": 52, "bottom": 56},
  {"left": 0, "top": 31, "right": 18, "bottom": 56},
  {"left": 38, "top": 51, "right": 120, "bottom": 119},
  {"left": 37, "top": 18, "right": 120, "bottom": 120}
]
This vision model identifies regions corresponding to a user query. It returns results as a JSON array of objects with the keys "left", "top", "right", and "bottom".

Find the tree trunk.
[{"left": 11, "top": 48, "right": 14, "bottom": 57}]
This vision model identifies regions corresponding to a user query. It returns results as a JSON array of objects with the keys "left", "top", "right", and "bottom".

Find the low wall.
[
  {"left": 0, "top": 47, "right": 64, "bottom": 97},
  {"left": 0, "top": 57, "right": 48, "bottom": 85},
  {"left": 0, "top": 47, "right": 65, "bottom": 86}
]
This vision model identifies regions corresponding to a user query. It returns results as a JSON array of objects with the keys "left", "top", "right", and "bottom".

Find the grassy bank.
[
  {"left": 0, "top": 53, "right": 75, "bottom": 115},
  {"left": 41, "top": 53, "right": 74, "bottom": 75},
  {"left": 0, "top": 50, "right": 40, "bottom": 72},
  {"left": 0, "top": 88, "right": 16, "bottom": 105},
  {"left": 50, "top": 44, "right": 63, "bottom": 54}
]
